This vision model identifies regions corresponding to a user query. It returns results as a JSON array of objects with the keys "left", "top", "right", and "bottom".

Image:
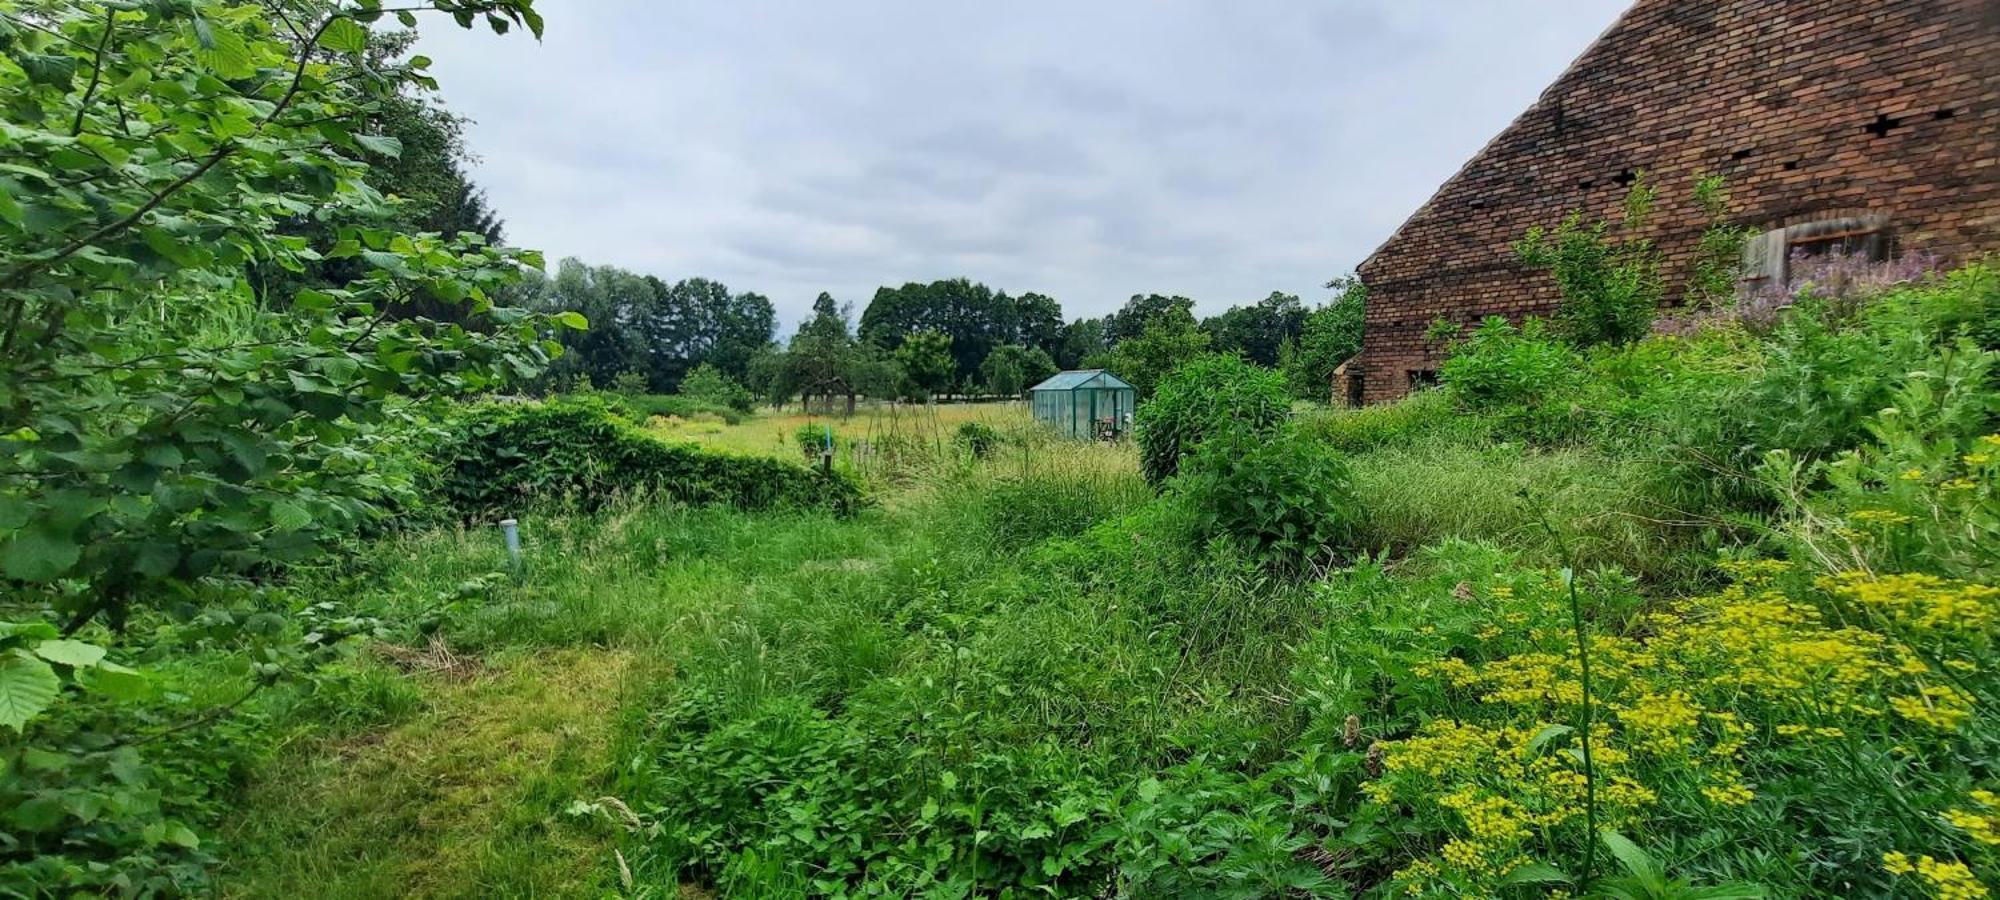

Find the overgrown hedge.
[{"left": 427, "top": 399, "right": 861, "bottom": 518}]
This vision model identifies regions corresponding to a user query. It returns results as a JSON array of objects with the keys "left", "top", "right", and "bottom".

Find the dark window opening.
[
  {"left": 1730, "top": 147, "right": 1756, "bottom": 161},
  {"left": 1346, "top": 372, "right": 1366, "bottom": 408},
  {"left": 1781, "top": 160, "right": 1800, "bottom": 171},
  {"left": 1864, "top": 113, "right": 1905, "bottom": 138},
  {"left": 1934, "top": 108, "right": 1957, "bottom": 121},
  {"left": 1469, "top": 198, "right": 1488, "bottom": 210},
  {"left": 1577, "top": 177, "right": 1597, "bottom": 190},
  {"left": 1407, "top": 370, "right": 1440, "bottom": 391},
  {"left": 1611, "top": 168, "right": 1639, "bottom": 187}
]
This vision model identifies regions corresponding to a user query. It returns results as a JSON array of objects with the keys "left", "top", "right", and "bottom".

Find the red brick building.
[{"left": 1349, "top": 0, "right": 2000, "bottom": 404}]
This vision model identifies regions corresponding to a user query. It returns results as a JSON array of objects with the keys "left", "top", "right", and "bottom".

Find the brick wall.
[{"left": 1352, "top": 0, "right": 2000, "bottom": 404}]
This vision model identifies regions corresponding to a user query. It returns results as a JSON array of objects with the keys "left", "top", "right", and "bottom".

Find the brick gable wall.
[{"left": 1351, "top": 0, "right": 2000, "bottom": 404}]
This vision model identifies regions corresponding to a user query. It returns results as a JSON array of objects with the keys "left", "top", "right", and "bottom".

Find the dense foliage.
[
  {"left": 0, "top": 0, "right": 554, "bottom": 890},
  {"left": 1134, "top": 354, "right": 1290, "bottom": 484},
  {"left": 427, "top": 399, "right": 860, "bottom": 518}
]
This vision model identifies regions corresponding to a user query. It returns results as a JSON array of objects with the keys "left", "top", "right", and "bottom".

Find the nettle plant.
[{"left": 0, "top": 0, "right": 564, "bottom": 729}]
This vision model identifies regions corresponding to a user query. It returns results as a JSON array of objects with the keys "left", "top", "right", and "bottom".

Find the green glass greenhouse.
[{"left": 1028, "top": 370, "right": 1137, "bottom": 440}]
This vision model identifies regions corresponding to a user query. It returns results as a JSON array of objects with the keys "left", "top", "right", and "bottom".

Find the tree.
[
  {"left": 1015, "top": 292, "right": 1066, "bottom": 361},
  {"left": 0, "top": 0, "right": 556, "bottom": 754},
  {"left": 778, "top": 292, "right": 879, "bottom": 414},
  {"left": 979, "top": 345, "right": 1057, "bottom": 397},
  {"left": 1283, "top": 277, "right": 1367, "bottom": 400},
  {"left": 1058, "top": 317, "right": 1110, "bottom": 370},
  {"left": 522, "top": 265, "right": 774, "bottom": 392},
  {"left": 1204, "top": 291, "right": 1306, "bottom": 367},
  {"left": 895, "top": 330, "right": 956, "bottom": 400},
  {"left": 1107, "top": 293, "right": 1197, "bottom": 343},
  {"left": 1107, "top": 307, "right": 1212, "bottom": 398},
  {"left": 860, "top": 278, "right": 1020, "bottom": 388}
]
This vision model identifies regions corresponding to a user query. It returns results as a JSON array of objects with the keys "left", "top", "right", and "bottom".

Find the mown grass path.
[{"left": 220, "top": 648, "right": 637, "bottom": 898}]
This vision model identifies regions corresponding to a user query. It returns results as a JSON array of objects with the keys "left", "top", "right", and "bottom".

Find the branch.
[
  {"left": 0, "top": 14, "right": 338, "bottom": 292},
  {"left": 69, "top": 7, "right": 117, "bottom": 137}
]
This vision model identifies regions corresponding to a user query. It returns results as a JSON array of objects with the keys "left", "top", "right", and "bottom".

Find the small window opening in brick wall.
[
  {"left": 1934, "top": 108, "right": 1957, "bottom": 121},
  {"left": 1611, "top": 168, "right": 1639, "bottom": 187},
  {"left": 1740, "top": 214, "right": 1891, "bottom": 288},
  {"left": 1730, "top": 147, "right": 1756, "bottom": 161},
  {"left": 1781, "top": 160, "right": 1800, "bottom": 171},
  {"left": 1864, "top": 113, "right": 1905, "bottom": 138},
  {"left": 1407, "top": 370, "right": 1440, "bottom": 391}
]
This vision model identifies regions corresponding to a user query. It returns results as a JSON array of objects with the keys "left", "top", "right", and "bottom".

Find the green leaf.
[
  {"left": 192, "top": 27, "right": 256, "bottom": 79},
  {"left": 1527, "top": 723, "right": 1574, "bottom": 755},
  {"left": 0, "top": 652, "right": 60, "bottom": 731},
  {"left": 318, "top": 17, "right": 369, "bottom": 54},
  {"left": 0, "top": 177, "right": 21, "bottom": 227},
  {"left": 554, "top": 311, "right": 589, "bottom": 330},
  {"left": 32, "top": 639, "right": 105, "bottom": 668},
  {"left": 80, "top": 661, "right": 152, "bottom": 701},
  {"left": 270, "top": 500, "right": 312, "bottom": 531},
  {"left": 354, "top": 133, "right": 404, "bottom": 158},
  {"left": 0, "top": 524, "right": 80, "bottom": 583},
  {"left": 1502, "top": 862, "right": 1570, "bottom": 886},
  {"left": 1600, "top": 830, "right": 1664, "bottom": 884}
]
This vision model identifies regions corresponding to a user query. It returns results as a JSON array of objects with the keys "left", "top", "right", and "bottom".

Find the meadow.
[{"left": 183, "top": 263, "right": 1996, "bottom": 898}]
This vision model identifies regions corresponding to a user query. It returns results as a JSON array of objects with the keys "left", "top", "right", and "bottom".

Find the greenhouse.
[{"left": 1028, "top": 370, "right": 1137, "bottom": 440}]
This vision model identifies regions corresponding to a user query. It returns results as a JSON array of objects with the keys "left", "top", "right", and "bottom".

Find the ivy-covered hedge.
[{"left": 427, "top": 399, "right": 861, "bottom": 518}]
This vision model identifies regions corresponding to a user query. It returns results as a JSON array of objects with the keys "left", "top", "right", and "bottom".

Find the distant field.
[{"left": 645, "top": 399, "right": 1036, "bottom": 460}]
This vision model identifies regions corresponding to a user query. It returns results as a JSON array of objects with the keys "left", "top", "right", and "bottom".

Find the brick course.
[{"left": 1352, "top": 0, "right": 2000, "bottom": 404}]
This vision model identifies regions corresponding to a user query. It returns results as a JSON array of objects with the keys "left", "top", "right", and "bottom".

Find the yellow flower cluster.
[
  {"left": 1884, "top": 851, "right": 1990, "bottom": 899},
  {"left": 1889, "top": 685, "right": 1976, "bottom": 731},
  {"left": 1370, "top": 560, "right": 1996, "bottom": 893},
  {"left": 1943, "top": 790, "right": 2000, "bottom": 846},
  {"left": 1823, "top": 571, "right": 1997, "bottom": 635}
]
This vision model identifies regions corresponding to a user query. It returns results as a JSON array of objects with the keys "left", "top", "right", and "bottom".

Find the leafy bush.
[
  {"left": 1439, "top": 316, "right": 1587, "bottom": 440},
  {"left": 1515, "top": 176, "right": 1663, "bottom": 347},
  {"left": 678, "top": 363, "right": 756, "bottom": 413},
  {"left": 1134, "top": 354, "right": 1290, "bottom": 485},
  {"left": 795, "top": 422, "right": 834, "bottom": 461},
  {"left": 954, "top": 422, "right": 1002, "bottom": 459},
  {"left": 427, "top": 398, "right": 858, "bottom": 517},
  {"left": 622, "top": 392, "right": 744, "bottom": 425},
  {"left": 1173, "top": 427, "right": 1363, "bottom": 575}
]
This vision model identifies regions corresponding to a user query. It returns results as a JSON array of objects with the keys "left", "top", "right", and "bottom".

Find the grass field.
[{"left": 644, "top": 400, "right": 1034, "bottom": 460}]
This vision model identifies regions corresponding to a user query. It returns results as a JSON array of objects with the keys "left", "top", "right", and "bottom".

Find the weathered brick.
[{"left": 1350, "top": 0, "right": 2000, "bottom": 404}]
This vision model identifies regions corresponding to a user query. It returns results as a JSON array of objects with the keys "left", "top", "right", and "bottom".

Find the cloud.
[{"left": 416, "top": 1, "right": 1631, "bottom": 328}]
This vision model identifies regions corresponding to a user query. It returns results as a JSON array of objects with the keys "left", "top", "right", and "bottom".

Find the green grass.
[
  {"left": 645, "top": 399, "right": 1033, "bottom": 461},
  {"left": 221, "top": 649, "right": 636, "bottom": 898}
]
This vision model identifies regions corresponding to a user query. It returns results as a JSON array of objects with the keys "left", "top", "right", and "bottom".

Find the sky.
[{"left": 415, "top": 1, "right": 1632, "bottom": 330}]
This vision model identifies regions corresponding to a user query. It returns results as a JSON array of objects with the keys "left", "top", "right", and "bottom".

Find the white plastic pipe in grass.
[{"left": 498, "top": 517, "right": 522, "bottom": 572}]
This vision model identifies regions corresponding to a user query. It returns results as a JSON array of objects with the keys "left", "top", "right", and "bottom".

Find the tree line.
[{"left": 527, "top": 266, "right": 1368, "bottom": 409}]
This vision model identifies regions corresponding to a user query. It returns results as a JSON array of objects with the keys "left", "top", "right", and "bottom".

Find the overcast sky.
[{"left": 415, "top": 1, "right": 1630, "bottom": 329}]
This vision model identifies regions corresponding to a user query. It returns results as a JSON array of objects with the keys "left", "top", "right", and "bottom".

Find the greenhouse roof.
[{"left": 1029, "top": 370, "right": 1134, "bottom": 392}]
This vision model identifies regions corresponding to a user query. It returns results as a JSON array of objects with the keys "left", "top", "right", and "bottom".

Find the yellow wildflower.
[
  {"left": 1914, "top": 855, "right": 1988, "bottom": 899},
  {"left": 1889, "top": 685, "right": 1976, "bottom": 731}
]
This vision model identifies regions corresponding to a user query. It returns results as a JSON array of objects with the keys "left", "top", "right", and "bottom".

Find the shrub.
[
  {"left": 623, "top": 393, "right": 744, "bottom": 424},
  {"left": 1134, "top": 354, "right": 1290, "bottom": 485},
  {"left": 1439, "top": 317, "right": 1587, "bottom": 440},
  {"left": 954, "top": 422, "right": 1002, "bottom": 459},
  {"left": 795, "top": 423, "right": 833, "bottom": 461},
  {"left": 427, "top": 398, "right": 859, "bottom": 517},
  {"left": 679, "top": 363, "right": 756, "bottom": 413},
  {"left": 1174, "top": 427, "right": 1363, "bottom": 575}
]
